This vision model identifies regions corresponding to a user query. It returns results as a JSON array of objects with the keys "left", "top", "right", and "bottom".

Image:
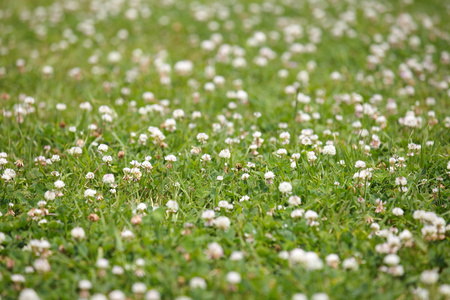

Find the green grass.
[{"left": 0, "top": 0, "right": 449, "bottom": 299}]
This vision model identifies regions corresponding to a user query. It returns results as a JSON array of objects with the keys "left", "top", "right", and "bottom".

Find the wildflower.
[
  {"left": 383, "top": 254, "right": 400, "bottom": 266},
  {"left": 307, "top": 151, "right": 317, "bottom": 162},
  {"left": 226, "top": 272, "right": 241, "bottom": 284},
  {"left": 288, "top": 196, "right": 301, "bottom": 206},
  {"left": 132, "top": 282, "right": 147, "bottom": 295},
  {"left": 102, "top": 174, "right": 115, "bottom": 184},
  {"left": 102, "top": 155, "right": 112, "bottom": 163},
  {"left": 165, "top": 155, "right": 177, "bottom": 162},
  {"left": 439, "top": 285, "right": 450, "bottom": 297},
  {"left": 342, "top": 257, "right": 358, "bottom": 270},
  {"left": 84, "top": 189, "right": 96, "bottom": 198},
  {"left": 219, "top": 149, "right": 231, "bottom": 159},
  {"left": 395, "top": 177, "right": 407, "bottom": 186},
  {"left": 196, "top": 133, "right": 209, "bottom": 143},
  {"left": 68, "top": 147, "right": 82, "bottom": 155},
  {"left": 54, "top": 180, "right": 65, "bottom": 189},
  {"left": 264, "top": 171, "right": 275, "bottom": 184},
  {"left": 106, "top": 266, "right": 121, "bottom": 276},
  {"left": 2, "top": 169, "right": 16, "bottom": 181},
  {"left": 230, "top": 251, "right": 244, "bottom": 261},
  {"left": 325, "top": 254, "right": 340, "bottom": 268},
  {"left": 421, "top": 269, "right": 439, "bottom": 285},
  {"left": 214, "top": 216, "right": 231, "bottom": 230},
  {"left": 201, "top": 210, "right": 215, "bottom": 226},
  {"left": 392, "top": 207, "right": 404, "bottom": 216},
  {"left": 18, "top": 289, "right": 40, "bottom": 300},
  {"left": 355, "top": 160, "right": 366, "bottom": 168},
  {"left": 109, "top": 290, "right": 126, "bottom": 300},
  {"left": 189, "top": 277, "right": 207, "bottom": 289},
  {"left": 205, "top": 242, "right": 224, "bottom": 259},
  {"left": 33, "top": 258, "right": 51, "bottom": 273},
  {"left": 375, "top": 199, "right": 386, "bottom": 213},
  {"left": 145, "top": 290, "right": 161, "bottom": 300},
  {"left": 291, "top": 209, "right": 305, "bottom": 218},
  {"left": 322, "top": 145, "right": 336, "bottom": 155},
  {"left": 166, "top": 200, "right": 179, "bottom": 212},
  {"left": 311, "top": 293, "right": 329, "bottom": 300},
  {"left": 279, "top": 182, "right": 293, "bottom": 194},
  {"left": 71, "top": 227, "right": 86, "bottom": 240},
  {"left": 292, "top": 293, "right": 307, "bottom": 300}
]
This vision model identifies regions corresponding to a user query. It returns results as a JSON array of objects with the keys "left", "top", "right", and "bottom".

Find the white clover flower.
[
  {"left": 0, "top": 232, "right": 6, "bottom": 244},
  {"left": 51, "top": 155, "right": 60, "bottom": 162},
  {"left": 201, "top": 154, "right": 211, "bottom": 162},
  {"left": 395, "top": 177, "right": 407, "bottom": 186},
  {"left": 84, "top": 189, "right": 96, "bottom": 198},
  {"left": 121, "top": 229, "right": 134, "bottom": 239},
  {"left": 86, "top": 172, "right": 95, "bottom": 179},
  {"left": 392, "top": 207, "right": 404, "bottom": 216},
  {"left": 196, "top": 133, "right": 209, "bottom": 143},
  {"left": 292, "top": 293, "right": 307, "bottom": 300},
  {"left": 165, "top": 155, "right": 177, "bottom": 162},
  {"left": 421, "top": 269, "right": 439, "bottom": 285},
  {"left": 201, "top": 210, "right": 215, "bottom": 221},
  {"left": 325, "top": 254, "right": 340, "bottom": 268},
  {"left": 214, "top": 216, "right": 231, "bottom": 230},
  {"left": 102, "top": 155, "right": 112, "bottom": 163},
  {"left": 279, "top": 182, "right": 292, "bottom": 194},
  {"left": 189, "top": 277, "right": 207, "bottom": 289},
  {"left": 145, "top": 290, "right": 161, "bottom": 300},
  {"left": 54, "top": 180, "right": 65, "bottom": 189},
  {"left": 264, "top": 171, "right": 275, "bottom": 180},
  {"left": 102, "top": 174, "right": 115, "bottom": 184},
  {"left": 91, "top": 294, "right": 108, "bottom": 300},
  {"left": 33, "top": 258, "right": 51, "bottom": 273},
  {"left": 307, "top": 151, "right": 317, "bottom": 162},
  {"left": 98, "top": 144, "right": 108, "bottom": 152},
  {"left": 0, "top": 157, "right": 7, "bottom": 166},
  {"left": 230, "top": 251, "right": 244, "bottom": 261},
  {"left": 288, "top": 196, "right": 301, "bottom": 206},
  {"left": 109, "top": 290, "right": 126, "bottom": 300},
  {"left": 137, "top": 203, "right": 148, "bottom": 211},
  {"left": 205, "top": 242, "right": 224, "bottom": 259},
  {"left": 219, "top": 149, "right": 231, "bottom": 159},
  {"left": 439, "top": 284, "right": 450, "bottom": 297},
  {"left": 311, "top": 293, "right": 329, "bottom": 300},
  {"left": 107, "top": 51, "right": 122, "bottom": 63},
  {"left": 384, "top": 254, "right": 400, "bottom": 266},
  {"left": 322, "top": 145, "right": 336, "bottom": 155},
  {"left": 11, "top": 274, "right": 25, "bottom": 283},
  {"left": 355, "top": 160, "right": 366, "bottom": 168},
  {"left": 291, "top": 209, "right": 305, "bottom": 218},
  {"left": 226, "top": 272, "right": 241, "bottom": 284},
  {"left": 71, "top": 227, "right": 86, "bottom": 240},
  {"left": 68, "top": 147, "right": 82, "bottom": 155},
  {"left": 342, "top": 257, "right": 358, "bottom": 270},
  {"left": 132, "top": 282, "right": 147, "bottom": 294},
  {"left": 2, "top": 168, "right": 16, "bottom": 181},
  {"left": 78, "top": 279, "right": 92, "bottom": 290},
  {"left": 166, "top": 200, "right": 179, "bottom": 212},
  {"left": 112, "top": 265, "right": 124, "bottom": 275},
  {"left": 18, "top": 289, "right": 40, "bottom": 300},
  {"left": 276, "top": 148, "right": 288, "bottom": 156},
  {"left": 174, "top": 60, "right": 193, "bottom": 76}
]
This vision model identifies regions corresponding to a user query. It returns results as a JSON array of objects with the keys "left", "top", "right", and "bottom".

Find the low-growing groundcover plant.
[{"left": 0, "top": 0, "right": 449, "bottom": 299}]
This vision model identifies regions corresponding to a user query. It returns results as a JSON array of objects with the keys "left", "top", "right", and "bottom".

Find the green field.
[{"left": 0, "top": 0, "right": 449, "bottom": 299}]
